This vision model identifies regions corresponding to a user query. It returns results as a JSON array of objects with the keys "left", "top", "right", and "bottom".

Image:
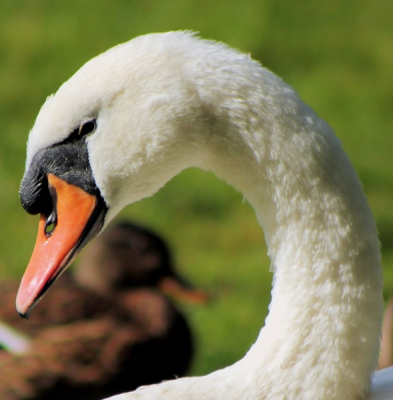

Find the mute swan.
[
  {"left": 2, "top": 221, "right": 203, "bottom": 399},
  {"left": 15, "top": 31, "right": 393, "bottom": 399}
]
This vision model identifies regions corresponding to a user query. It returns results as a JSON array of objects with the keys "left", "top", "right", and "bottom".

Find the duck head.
[
  {"left": 75, "top": 221, "right": 208, "bottom": 304},
  {"left": 16, "top": 33, "right": 206, "bottom": 317}
]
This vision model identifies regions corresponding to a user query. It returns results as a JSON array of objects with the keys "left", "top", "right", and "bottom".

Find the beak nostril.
[
  {"left": 44, "top": 215, "right": 56, "bottom": 237},
  {"left": 43, "top": 185, "right": 58, "bottom": 238}
]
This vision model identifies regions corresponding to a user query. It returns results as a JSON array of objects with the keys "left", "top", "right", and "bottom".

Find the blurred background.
[{"left": 1, "top": 0, "right": 393, "bottom": 378}]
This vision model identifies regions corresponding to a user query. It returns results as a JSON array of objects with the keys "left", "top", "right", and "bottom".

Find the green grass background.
[{"left": 1, "top": 0, "right": 393, "bottom": 376}]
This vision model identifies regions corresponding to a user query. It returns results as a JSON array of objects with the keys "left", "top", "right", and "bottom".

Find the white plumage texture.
[{"left": 25, "top": 32, "right": 393, "bottom": 399}]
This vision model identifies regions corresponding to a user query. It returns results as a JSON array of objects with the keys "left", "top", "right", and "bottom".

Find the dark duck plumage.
[{"left": 0, "top": 221, "right": 207, "bottom": 400}]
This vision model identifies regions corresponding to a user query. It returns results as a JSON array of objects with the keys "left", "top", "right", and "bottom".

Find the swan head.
[{"left": 16, "top": 32, "right": 208, "bottom": 317}]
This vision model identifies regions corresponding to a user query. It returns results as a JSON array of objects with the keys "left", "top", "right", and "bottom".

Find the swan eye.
[{"left": 78, "top": 119, "right": 97, "bottom": 137}]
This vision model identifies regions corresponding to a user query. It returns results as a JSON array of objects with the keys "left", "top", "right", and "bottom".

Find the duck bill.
[
  {"left": 158, "top": 276, "right": 209, "bottom": 305},
  {"left": 16, "top": 174, "right": 106, "bottom": 318}
]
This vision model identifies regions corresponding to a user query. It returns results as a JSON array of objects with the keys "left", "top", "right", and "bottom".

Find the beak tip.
[
  {"left": 15, "top": 285, "right": 35, "bottom": 320},
  {"left": 17, "top": 310, "right": 30, "bottom": 320},
  {"left": 15, "top": 302, "right": 30, "bottom": 320}
]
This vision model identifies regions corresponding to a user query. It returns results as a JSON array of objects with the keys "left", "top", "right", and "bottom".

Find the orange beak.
[{"left": 16, "top": 174, "right": 101, "bottom": 318}]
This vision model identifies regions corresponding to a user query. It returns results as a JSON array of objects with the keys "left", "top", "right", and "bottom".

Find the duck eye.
[{"left": 78, "top": 119, "right": 97, "bottom": 137}]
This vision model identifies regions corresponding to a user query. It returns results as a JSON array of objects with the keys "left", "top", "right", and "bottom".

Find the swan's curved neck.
[
  {"left": 125, "top": 105, "right": 383, "bottom": 399},
  {"left": 187, "top": 82, "right": 383, "bottom": 398}
]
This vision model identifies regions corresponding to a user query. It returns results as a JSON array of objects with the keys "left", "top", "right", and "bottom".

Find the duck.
[
  {"left": 0, "top": 221, "right": 204, "bottom": 399},
  {"left": 14, "top": 31, "right": 393, "bottom": 399}
]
